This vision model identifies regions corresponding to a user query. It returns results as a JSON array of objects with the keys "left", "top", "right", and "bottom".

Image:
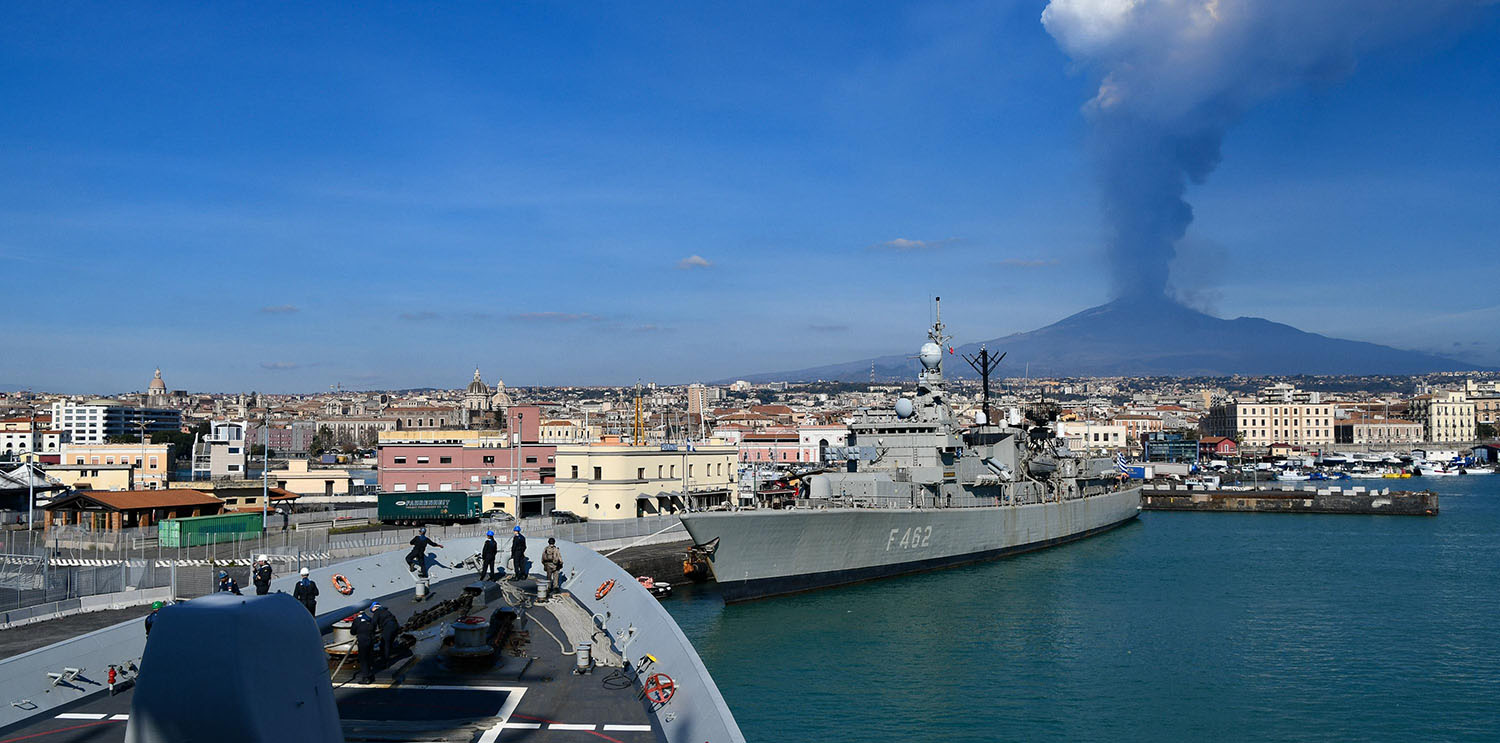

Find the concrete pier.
[{"left": 1142, "top": 487, "right": 1438, "bottom": 516}]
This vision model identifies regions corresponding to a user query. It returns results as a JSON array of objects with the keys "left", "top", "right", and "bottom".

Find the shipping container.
[
  {"left": 377, "top": 492, "right": 482, "bottom": 525},
  {"left": 159, "top": 511, "right": 265, "bottom": 547}
]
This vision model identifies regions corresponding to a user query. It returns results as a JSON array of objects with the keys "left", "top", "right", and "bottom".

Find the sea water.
[{"left": 667, "top": 476, "right": 1499, "bottom": 741}]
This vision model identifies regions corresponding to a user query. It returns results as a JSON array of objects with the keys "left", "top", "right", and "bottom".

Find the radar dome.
[
  {"left": 919, "top": 342, "right": 942, "bottom": 369},
  {"left": 895, "top": 398, "right": 915, "bottom": 419}
]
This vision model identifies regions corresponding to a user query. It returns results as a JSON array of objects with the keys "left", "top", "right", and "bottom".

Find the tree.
[
  {"left": 106, "top": 434, "right": 138, "bottom": 444},
  {"left": 309, "top": 426, "right": 333, "bottom": 457},
  {"left": 1479, "top": 422, "right": 1497, "bottom": 440}
]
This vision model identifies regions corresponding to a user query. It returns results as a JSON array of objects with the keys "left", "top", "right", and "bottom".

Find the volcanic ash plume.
[{"left": 1040, "top": 0, "right": 1482, "bottom": 300}]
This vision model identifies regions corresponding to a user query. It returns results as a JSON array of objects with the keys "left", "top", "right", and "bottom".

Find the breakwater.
[{"left": 1141, "top": 486, "right": 1438, "bottom": 515}]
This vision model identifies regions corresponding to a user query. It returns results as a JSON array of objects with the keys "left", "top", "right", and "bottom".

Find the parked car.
[
  {"left": 550, "top": 509, "right": 587, "bottom": 524},
  {"left": 481, "top": 509, "right": 515, "bottom": 523}
]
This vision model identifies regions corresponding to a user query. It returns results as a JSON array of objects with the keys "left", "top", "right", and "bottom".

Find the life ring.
[
  {"left": 642, "top": 673, "right": 675, "bottom": 705},
  {"left": 595, "top": 579, "right": 616, "bottom": 600},
  {"left": 332, "top": 574, "right": 353, "bottom": 595}
]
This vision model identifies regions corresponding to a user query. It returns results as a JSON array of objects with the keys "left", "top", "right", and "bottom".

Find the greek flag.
[{"left": 1114, "top": 453, "right": 1129, "bottom": 474}]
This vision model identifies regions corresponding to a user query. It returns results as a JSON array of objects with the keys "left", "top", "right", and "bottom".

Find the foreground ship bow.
[{"left": 682, "top": 300, "right": 1142, "bottom": 603}]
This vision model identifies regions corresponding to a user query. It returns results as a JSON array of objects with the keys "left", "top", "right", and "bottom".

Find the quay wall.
[{"left": 1142, "top": 488, "right": 1438, "bottom": 516}]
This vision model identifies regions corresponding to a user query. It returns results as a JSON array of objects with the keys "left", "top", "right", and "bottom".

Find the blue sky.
[{"left": 3, "top": 1, "right": 1497, "bottom": 392}]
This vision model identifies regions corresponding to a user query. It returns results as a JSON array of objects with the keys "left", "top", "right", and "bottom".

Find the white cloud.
[
  {"left": 677, "top": 255, "right": 713, "bottom": 270},
  {"left": 870, "top": 237, "right": 958, "bottom": 252}
]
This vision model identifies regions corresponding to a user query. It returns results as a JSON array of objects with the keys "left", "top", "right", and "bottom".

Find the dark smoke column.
[{"left": 1040, "top": 0, "right": 1483, "bottom": 301}]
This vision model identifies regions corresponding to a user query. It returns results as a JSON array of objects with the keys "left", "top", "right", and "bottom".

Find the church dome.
[
  {"left": 149, "top": 368, "right": 166, "bottom": 392},
  {"left": 466, "top": 369, "right": 489, "bottom": 395}
]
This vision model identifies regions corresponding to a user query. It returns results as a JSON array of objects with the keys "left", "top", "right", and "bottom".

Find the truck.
[{"left": 377, "top": 492, "right": 483, "bottom": 525}]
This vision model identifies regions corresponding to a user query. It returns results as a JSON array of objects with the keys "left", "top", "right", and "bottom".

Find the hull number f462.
[{"left": 886, "top": 525, "right": 932, "bottom": 551}]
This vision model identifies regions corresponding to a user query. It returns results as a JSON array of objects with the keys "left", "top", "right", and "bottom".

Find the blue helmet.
[
  {"left": 513, "top": 525, "right": 522, "bottom": 533},
  {"left": 418, "top": 527, "right": 426, "bottom": 535},
  {"left": 486, "top": 530, "right": 494, "bottom": 537},
  {"left": 218, "top": 571, "right": 228, "bottom": 579}
]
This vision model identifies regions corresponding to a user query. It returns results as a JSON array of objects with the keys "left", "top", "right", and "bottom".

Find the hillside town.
[{"left": 2, "top": 367, "right": 1498, "bottom": 530}]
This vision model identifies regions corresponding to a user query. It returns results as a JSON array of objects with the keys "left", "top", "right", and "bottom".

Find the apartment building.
[
  {"left": 49, "top": 400, "right": 182, "bottom": 445},
  {"left": 0, "top": 415, "right": 67, "bottom": 458},
  {"left": 1055, "top": 421, "right": 1128, "bottom": 451},
  {"left": 1409, "top": 391, "right": 1476, "bottom": 443},
  {"left": 1333, "top": 417, "right": 1424, "bottom": 445},
  {"left": 1200, "top": 385, "right": 1335, "bottom": 448}
]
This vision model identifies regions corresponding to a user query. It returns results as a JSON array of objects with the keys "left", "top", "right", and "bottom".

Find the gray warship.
[{"left": 681, "top": 300, "right": 1142, "bottom": 603}]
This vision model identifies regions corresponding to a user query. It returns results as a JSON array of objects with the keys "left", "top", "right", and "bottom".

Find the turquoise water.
[{"left": 666, "top": 476, "right": 1500, "bottom": 742}]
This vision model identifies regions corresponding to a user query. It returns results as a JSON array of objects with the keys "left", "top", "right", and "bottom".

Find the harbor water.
[{"left": 666, "top": 476, "right": 1499, "bottom": 742}]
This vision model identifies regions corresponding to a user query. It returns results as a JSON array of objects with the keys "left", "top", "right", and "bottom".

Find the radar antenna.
[{"left": 961, "top": 345, "right": 1005, "bottom": 425}]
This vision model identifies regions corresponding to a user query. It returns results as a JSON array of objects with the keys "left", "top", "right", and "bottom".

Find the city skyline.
[{"left": 3, "top": 2, "right": 1498, "bottom": 392}]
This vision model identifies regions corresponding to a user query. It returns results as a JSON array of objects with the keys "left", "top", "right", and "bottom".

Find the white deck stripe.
[
  {"left": 602, "top": 724, "right": 652, "bottom": 732},
  {"left": 549, "top": 724, "right": 597, "bottom": 731},
  {"left": 55, "top": 713, "right": 107, "bottom": 720},
  {"left": 499, "top": 722, "right": 542, "bottom": 729},
  {"left": 110, "top": 714, "right": 130, "bottom": 720}
]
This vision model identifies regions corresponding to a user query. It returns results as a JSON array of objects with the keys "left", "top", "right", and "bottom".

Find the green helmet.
[{"left": 151, "top": 601, "right": 163, "bottom": 610}]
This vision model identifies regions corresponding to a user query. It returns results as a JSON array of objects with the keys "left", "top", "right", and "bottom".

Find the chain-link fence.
[{"left": 0, "top": 512, "right": 685, "bottom": 612}]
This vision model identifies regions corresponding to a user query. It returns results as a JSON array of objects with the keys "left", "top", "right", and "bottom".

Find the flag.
[
  {"left": 948, "top": 346, "right": 954, "bottom": 354},
  {"left": 1114, "top": 453, "right": 1129, "bottom": 474}
]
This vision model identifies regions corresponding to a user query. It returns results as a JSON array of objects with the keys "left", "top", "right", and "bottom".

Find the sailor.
[
  {"left": 541, "top": 538, "right": 563, "bottom": 595},
  {"left": 351, "top": 607, "right": 378, "bottom": 684},
  {"left": 144, "top": 600, "right": 163, "bottom": 637},
  {"left": 292, "top": 567, "right": 318, "bottom": 614},
  {"left": 372, "top": 601, "right": 400, "bottom": 668},
  {"left": 479, "top": 530, "right": 498, "bottom": 580},
  {"left": 406, "top": 527, "right": 443, "bottom": 578},
  {"left": 216, "top": 571, "right": 242, "bottom": 595},
  {"left": 252, "top": 555, "right": 273, "bottom": 596},
  {"left": 509, "top": 525, "right": 527, "bottom": 582}
]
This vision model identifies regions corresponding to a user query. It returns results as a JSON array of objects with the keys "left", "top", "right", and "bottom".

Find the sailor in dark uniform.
[
  {"left": 480, "top": 530, "right": 498, "bottom": 580},
  {"left": 216, "top": 571, "right": 242, "bottom": 595},
  {"left": 372, "top": 602, "right": 401, "bottom": 668},
  {"left": 406, "top": 528, "right": 443, "bottom": 577},
  {"left": 252, "top": 555, "right": 273, "bottom": 596},
  {"left": 292, "top": 567, "right": 318, "bottom": 614},
  {"left": 351, "top": 608, "right": 378, "bottom": 684}
]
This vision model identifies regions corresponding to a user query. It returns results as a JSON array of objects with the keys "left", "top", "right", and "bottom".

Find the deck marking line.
[
  {"left": 478, "top": 686, "right": 525, "bottom": 743},
  {"left": 0, "top": 721, "right": 117, "bottom": 743},
  {"left": 109, "top": 714, "right": 130, "bottom": 720},
  {"left": 54, "top": 713, "right": 107, "bottom": 720},
  {"left": 500, "top": 722, "right": 542, "bottom": 729},
  {"left": 601, "top": 725, "right": 652, "bottom": 732},
  {"left": 550, "top": 724, "right": 598, "bottom": 731}
]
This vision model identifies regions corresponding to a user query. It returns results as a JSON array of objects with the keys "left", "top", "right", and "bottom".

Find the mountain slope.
[{"left": 745, "top": 296, "right": 1483, "bottom": 381}]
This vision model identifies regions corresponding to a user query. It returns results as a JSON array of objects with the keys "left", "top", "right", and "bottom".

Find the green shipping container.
[
  {"left": 378, "top": 492, "right": 482, "bottom": 524},
  {"left": 159, "top": 512, "right": 264, "bottom": 547}
]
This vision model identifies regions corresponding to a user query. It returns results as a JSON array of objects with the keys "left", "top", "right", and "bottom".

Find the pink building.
[
  {"left": 738, "top": 429, "right": 803, "bottom": 463},
  {"left": 378, "top": 442, "right": 556, "bottom": 493}
]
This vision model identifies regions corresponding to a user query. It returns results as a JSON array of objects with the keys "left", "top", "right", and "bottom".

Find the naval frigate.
[{"left": 681, "top": 300, "right": 1142, "bottom": 603}]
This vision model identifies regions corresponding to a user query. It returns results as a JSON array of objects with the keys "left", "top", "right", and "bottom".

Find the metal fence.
[{"left": 0, "top": 512, "right": 685, "bottom": 611}]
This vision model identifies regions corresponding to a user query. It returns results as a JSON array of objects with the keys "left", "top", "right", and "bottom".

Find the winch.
[{"left": 446, "top": 616, "right": 494, "bottom": 658}]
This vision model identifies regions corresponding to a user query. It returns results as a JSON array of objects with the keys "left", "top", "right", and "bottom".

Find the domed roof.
[
  {"left": 466, "top": 369, "right": 489, "bottom": 395},
  {"left": 149, "top": 368, "right": 166, "bottom": 392}
]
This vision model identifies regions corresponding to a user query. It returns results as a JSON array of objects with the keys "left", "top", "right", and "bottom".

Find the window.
[
  {"left": 228, "top": 447, "right": 241, "bottom": 454},
  {"left": 439, "top": 456, "right": 452, "bottom": 464},
  {"left": 227, "top": 464, "right": 241, "bottom": 472},
  {"left": 417, "top": 456, "right": 429, "bottom": 464},
  {"left": 638, "top": 467, "right": 646, "bottom": 480},
  {"left": 76, "top": 457, "right": 84, "bottom": 465},
  {"left": 106, "top": 456, "right": 114, "bottom": 464},
  {"left": 394, "top": 483, "right": 407, "bottom": 491},
  {"left": 689, "top": 464, "right": 694, "bottom": 477},
  {"left": 526, "top": 457, "right": 537, "bottom": 464},
  {"left": 394, "top": 456, "right": 407, "bottom": 464},
  {"left": 658, "top": 465, "right": 664, "bottom": 477},
  {"left": 593, "top": 467, "right": 602, "bottom": 481},
  {"left": 416, "top": 483, "right": 430, "bottom": 491},
  {"left": 439, "top": 483, "right": 452, "bottom": 491},
  {"left": 483, "top": 456, "right": 495, "bottom": 464},
  {"left": 571, "top": 465, "right": 579, "bottom": 479}
]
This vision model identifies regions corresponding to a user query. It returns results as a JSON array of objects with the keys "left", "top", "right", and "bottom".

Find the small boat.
[
  {"left": 1308, "top": 472, "right": 1329, "bottom": 481},
  {"left": 1418, "top": 465, "right": 1458, "bottom": 477},
  {"left": 1460, "top": 466, "right": 1496, "bottom": 475},
  {"left": 1350, "top": 471, "right": 1386, "bottom": 479},
  {"left": 637, "top": 575, "right": 672, "bottom": 598},
  {"left": 1276, "top": 472, "right": 1310, "bottom": 482}
]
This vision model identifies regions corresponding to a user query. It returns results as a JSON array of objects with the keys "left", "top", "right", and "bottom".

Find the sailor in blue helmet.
[
  {"left": 479, "top": 529, "right": 498, "bottom": 581},
  {"left": 372, "top": 601, "right": 401, "bottom": 668},
  {"left": 509, "top": 525, "right": 527, "bottom": 582},
  {"left": 216, "top": 570, "right": 241, "bottom": 595},
  {"left": 406, "top": 527, "right": 442, "bottom": 578}
]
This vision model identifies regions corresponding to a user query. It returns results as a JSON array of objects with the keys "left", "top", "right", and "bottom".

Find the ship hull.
[{"left": 681, "top": 488, "right": 1142, "bottom": 603}]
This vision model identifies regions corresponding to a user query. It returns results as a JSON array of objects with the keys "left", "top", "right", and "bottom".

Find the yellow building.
[
  {"left": 59, "top": 443, "right": 173, "bottom": 489},
  {"left": 46, "top": 464, "right": 134, "bottom": 491},
  {"left": 268, "top": 458, "right": 355, "bottom": 498},
  {"left": 554, "top": 438, "right": 737, "bottom": 520}
]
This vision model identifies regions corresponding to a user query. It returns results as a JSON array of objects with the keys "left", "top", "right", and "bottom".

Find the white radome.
[
  {"left": 919, "top": 342, "right": 942, "bottom": 369},
  {"left": 895, "top": 398, "right": 915, "bottom": 419}
]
